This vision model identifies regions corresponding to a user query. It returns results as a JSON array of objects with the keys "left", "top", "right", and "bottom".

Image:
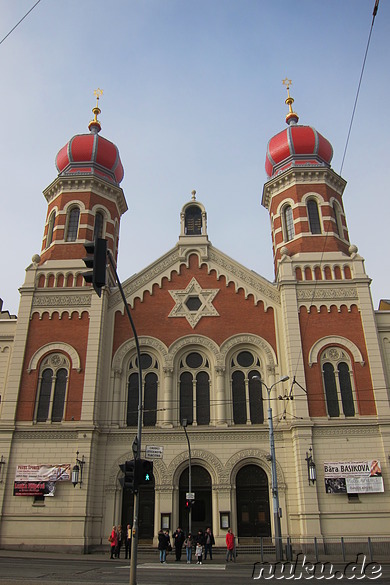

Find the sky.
[{"left": 1, "top": 0, "right": 389, "bottom": 316}]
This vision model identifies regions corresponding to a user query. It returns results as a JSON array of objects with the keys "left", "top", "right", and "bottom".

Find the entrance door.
[
  {"left": 122, "top": 483, "right": 155, "bottom": 541},
  {"left": 179, "top": 465, "right": 212, "bottom": 534},
  {"left": 236, "top": 465, "right": 271, "bottom": 538}
]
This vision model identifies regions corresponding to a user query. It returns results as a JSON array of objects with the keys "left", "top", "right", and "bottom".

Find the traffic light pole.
[
  {"left": 107, "top": 251, "right": 142, "bottom": 585},
  {"left": 182, "top": 420, "right": 192, "bottom": 535}
]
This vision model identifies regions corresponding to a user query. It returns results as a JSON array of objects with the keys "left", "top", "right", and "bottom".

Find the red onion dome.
[
  {"left": 265, "top": 82, "right": 333, "bottom": 178},
  {"left": 265, "top": 124, "right": 333, "bottom": 178},
  {"left": 55, "top": 133, "right": 124, "bottom": 185}
]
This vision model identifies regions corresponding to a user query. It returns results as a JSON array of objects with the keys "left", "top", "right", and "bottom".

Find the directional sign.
[{"left": 186, "top": 492, "right": 195, "bottom": 500}]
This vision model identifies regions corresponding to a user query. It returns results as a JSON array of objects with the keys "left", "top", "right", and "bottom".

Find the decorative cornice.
[
  {"left": 14, "top": 430, "right": 79, "bottom": 440},
  {"left": 32, "top": 294, "right": 91, "bottom": 308},
  {"left": 313, "top": 425, "right": 380, "bottom": 437},
  {"left": 297, "top": 287, "right": 358, "bottom": 301}
]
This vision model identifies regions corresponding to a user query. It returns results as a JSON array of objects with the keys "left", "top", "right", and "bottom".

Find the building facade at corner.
[{"left": 0, "top": 92, "right": 389, "bottom": 552}]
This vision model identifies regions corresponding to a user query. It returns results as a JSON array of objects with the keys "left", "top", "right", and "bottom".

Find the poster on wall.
[
  {"left": 13, "top": 464, "right": 70, "bottom": 497},
  {"left": 324, "top": 460, "right": 383, "bottom": 494}
]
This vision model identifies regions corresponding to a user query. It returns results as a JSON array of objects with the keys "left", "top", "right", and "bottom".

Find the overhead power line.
[{"left": 0, "top": 0, "right": 42, "bottom": 47}]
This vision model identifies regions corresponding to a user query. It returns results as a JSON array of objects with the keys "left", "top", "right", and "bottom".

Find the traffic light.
[
  {"left": 136, "top": 459, "right": 154, "bottom": 486},
  {"left": 185, "top": 498, "right": 195, "bottom": 509},
  {"left": 119, "top": 460, "right": 138, "bottom": 492},
  {"left": 82, "top": 238, "right": 107, "bottom": 297}
]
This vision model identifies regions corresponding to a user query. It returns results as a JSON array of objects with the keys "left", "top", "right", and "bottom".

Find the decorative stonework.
[
  {"left": 168, "top": 278, "right": 219, "bottom": 328},
  {"left": 225, "top": 448, "right": 286, "bottom": 489},
  {"left": 220, "top": 334, "right": 277, "bottom": 369},
  {"left": 308, "top": 336, "right": 364, "bottom": 366},
  {"left": 168, "top": 449, "right": 225, "bottom": 484},
  {"left": 28, "top": 342, "right": 81, "bottom": 372},
  {"left": 297, "top": 287, "right": 358, "bottom": 301},
  {"left": 32, "top": 294, "right": 91, "bottom": 307},
  {"left": 313, "top": 425, "right": 379, "bottom": 437},
  {"left": 15, "top": 431, "right": 79, "bottom": 440},
  {"left": 112, "top": 336, "right": 169, "bottom": 372},
  {"left": 166, "top": 335, "right": 220, "bottom": 369}
]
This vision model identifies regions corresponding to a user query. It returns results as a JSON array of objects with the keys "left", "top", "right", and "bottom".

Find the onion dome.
[
  {"left": 55, "top": 89, "right": 124, "bottom": 185},
  {"left": 265, "top": 80, "right": 333, "bottom": 178}
]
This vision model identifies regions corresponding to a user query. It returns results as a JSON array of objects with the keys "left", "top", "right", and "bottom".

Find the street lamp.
[
  {"left": 182, "top": 418, "right": 192, "bottom": 535},
  {"left": 252, "top": 374, "right": 289, "bottom": 561}
]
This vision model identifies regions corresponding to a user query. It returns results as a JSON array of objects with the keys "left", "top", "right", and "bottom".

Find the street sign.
[
  {"left": 186, "top": 492, "right": 195, "bottom": 500},
  {"left": 145, "top": 446, "right": 164, "bottom": 459}
]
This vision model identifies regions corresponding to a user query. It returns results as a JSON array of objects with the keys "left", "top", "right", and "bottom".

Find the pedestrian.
[
  {"left": 172, "top": 526, "right": 185, "bottom": 561},
  {"left": 184, "top": 532, "right": 193, "bottom": 564},
  {"left": 158, "top": 529, "right": 169, "bottom": 564},
  {"left": 109, "top": 525, "right": 118, "bottom": 559},
  {"left": 125, "top": 524, "right": 132, "bottom": 559},
  {"left": 195, "top": 541, "right": 203, "bottom": 564},
  {"left": 204, "top": 526, "right": 215, "bottom": 560},
  {"left": 116, "top": 524, "right": 123, "bottom": 558},
  {"left": 226, "top": 528, "right": 235, "bottom": 562}
]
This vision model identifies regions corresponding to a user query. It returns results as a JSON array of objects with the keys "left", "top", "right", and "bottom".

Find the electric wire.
[{"left": 0, "top": 0, "right": 42, "bottom": 46}]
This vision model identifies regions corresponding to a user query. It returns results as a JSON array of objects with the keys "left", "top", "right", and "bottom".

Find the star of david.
[{"left": 168, "top": 277, "right": 219, "bottom": 328}]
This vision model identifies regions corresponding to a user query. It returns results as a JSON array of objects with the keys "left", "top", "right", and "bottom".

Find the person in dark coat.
[
  {"left": 172, "top": 527, "right": 185, "bottom": 561},
  {"left": 195, "top": 529, "right": 205, "bottom": 547},
  {"left": 158, "top": 529, "right": 169, "bottom": 563},
  {"left": 204, "top": 526, "right": 215, "bottom": 560}
]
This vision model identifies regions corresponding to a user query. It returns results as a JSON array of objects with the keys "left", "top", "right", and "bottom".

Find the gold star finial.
[
  {"left": 89, "top": 88, "right": 103, "bottom": 133},
  {"left": 282, "top": 78, "right": 299, "bottom": 125}
]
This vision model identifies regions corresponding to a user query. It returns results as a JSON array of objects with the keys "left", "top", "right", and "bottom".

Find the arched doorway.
[
  {"left": 121, "top": 479, "right": 155, "bottom": 542},
  {"left": 179, "top": 465, "right": 212, "bottom": 534},
  {"left": 236, "top": 464, "right": 271, "bottom": 538}
]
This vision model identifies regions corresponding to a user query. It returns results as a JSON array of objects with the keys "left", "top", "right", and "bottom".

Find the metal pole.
[
  {"left": 183, "top": 422, "right": 192, "bottom": 535},
  {"left": 267, "top": 388, "right": 283, "bottom": 561},
  {"left": 108, "top": 252, "right": 143, "bottom": 585}
]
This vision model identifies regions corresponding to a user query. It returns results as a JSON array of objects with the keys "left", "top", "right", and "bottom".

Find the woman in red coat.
[
  {"left": 110, "top": 526, "right": 118, "bottom": 559},
  {"left": 225, "top": 528, "right": 235, "bottom": 562}
]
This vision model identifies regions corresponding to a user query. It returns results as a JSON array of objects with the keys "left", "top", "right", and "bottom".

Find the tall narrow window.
[
  {"left": 333, "top": 202, "right": 344, "bottom": 239},
  {"left": 321, "top": 348, "right": 355, "bottom": 417},
  {"left": 66, "top": 207, "right": 80, "bottom": 242},
  {"left": 283, "top": 205, "right": 295, "bottom": 242},
  {"left": 185, "top": 206, "right": 202, "bottom": 235},
  {"left": 307, "top": 199, "right": 321, "bottom": 234},
  {"left": 94, "top": 211, "right": 104, "bottom": 239},
  {"left": 179, "top": 351, "right": 210, "bottom": 426},
  {"left": 46, "top": 211, "right": 56, "bottom": 248},
  {"left": 127, "top": 353, "right": 159, "bottom": 427},
  {"left": 231, "top": 351, "right": 263, "bottom": 425},
  {"left": 35, "top": 354, "right": 70, "bottom": 423}
]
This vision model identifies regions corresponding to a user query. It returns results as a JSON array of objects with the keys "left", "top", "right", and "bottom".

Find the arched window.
[
  {"left": 231, "top": 350, "right": 263, "bottom": 425},
  {"left": 283, "top": 205, "right": 295, "bottom": 242},
  {"left": 46, "top": 211, "right": 56, "bottom": 248},
  {"left": 179, "top": 351, "right": 210, "bottom": 426},
  {"left": 185, "top": 206, "right": 202, "bottom": 235},
  {"left": 127, "top": 353, "right": 159, "bottom": 427},
  {"left": 322, "top": 347, "right": 355, "bottom": 417},
  {"left": 65, "top": 207, "right": 80, "bottom": 242},
  {"left": 307, "top": 199, "right": 321, "bottom": 234},
  {"left": 35, "top": 355, "right": 69, "bottom": 422},
  {"left": 333, "top": 202, "right": 344, "bottom": 239},
  {"left": 94, "top": 211, "right": 104, "bottom": 239}
]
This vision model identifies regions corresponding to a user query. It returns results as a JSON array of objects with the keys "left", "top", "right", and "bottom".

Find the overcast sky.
[{"left": 1, "top": 0, "right": 388, "bottom": 316}]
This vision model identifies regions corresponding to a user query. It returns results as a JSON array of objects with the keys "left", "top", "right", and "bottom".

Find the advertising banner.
[
  {"left": 324, "top": 460, "right": 383, "bottom": 494},
  {"left": 13, "top": 464, "right": 70, "bottom": 497}
]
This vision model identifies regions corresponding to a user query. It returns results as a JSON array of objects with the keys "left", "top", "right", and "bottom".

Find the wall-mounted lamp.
[
  {"left": 0, "top": 455, "right": 6, "bottom": 483},
  {"left": 305, "top": 447, "right": 316, "bottom": 485},
  {"left": 72, "top": 451, "right": 85, "bottom": 488}
]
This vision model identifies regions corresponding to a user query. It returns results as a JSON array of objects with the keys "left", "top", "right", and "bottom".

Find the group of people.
[
  {"left": 158, "top": 526, "right": 235, "bottom": 564},
  {"left": 109, "top": 524, "right": 132, "bottom": 559}
]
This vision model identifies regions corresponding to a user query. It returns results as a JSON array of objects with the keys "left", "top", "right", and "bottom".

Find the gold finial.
[
  {"left": 191, "top": 190, "right": 196, "bottom": 201},
  {"left": 88, "top": 88, "right": 103, "bottom": 133},
  {"left": 282, "top": 78, "right": 299, "bottom": 125}
]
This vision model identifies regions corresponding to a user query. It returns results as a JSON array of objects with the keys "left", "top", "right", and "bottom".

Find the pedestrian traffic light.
[
  {"left": 82, "top": 238, "right": 107, "bottom": 297},
  {"left": 119, "top": 460, "right": 138, "bottom": 492},
  {"left": 136, "top": 459, "right": 154, "bottom": 486},
  {"left": 185, "top": 498, "right": 195, "bottom": 509}
]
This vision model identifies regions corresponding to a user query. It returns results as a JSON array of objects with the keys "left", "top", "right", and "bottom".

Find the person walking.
[
  {"left": 158, "top": 529, "right": 169, "bottom": 564},
  {"left": 204, "top": 526, "right": 215, "bottom": 560},
  {"left": 226, "top": 527, "right": 235, "bottom": 562},
  {"left": 172, "top": 526, "right": 185, "bottom": 561},
  {"left": 124, "top": 524, "right": 132, "bottom": 559},
  {"left": 109, "top": 526, "right": 118, "bottom": 559},
  {"left": 184, "top": 532, "right": 193, "bottom": 564},
  {"left": 116, "top": 525, "right": 123, "bottom": 558}
]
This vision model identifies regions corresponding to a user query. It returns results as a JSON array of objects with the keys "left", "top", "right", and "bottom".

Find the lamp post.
[
  {"left": 182, "top": 418, "right": 192, "bottom": 535},
  {"left": 252, "top": 374, "right": 289, "bottom": 561}
]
